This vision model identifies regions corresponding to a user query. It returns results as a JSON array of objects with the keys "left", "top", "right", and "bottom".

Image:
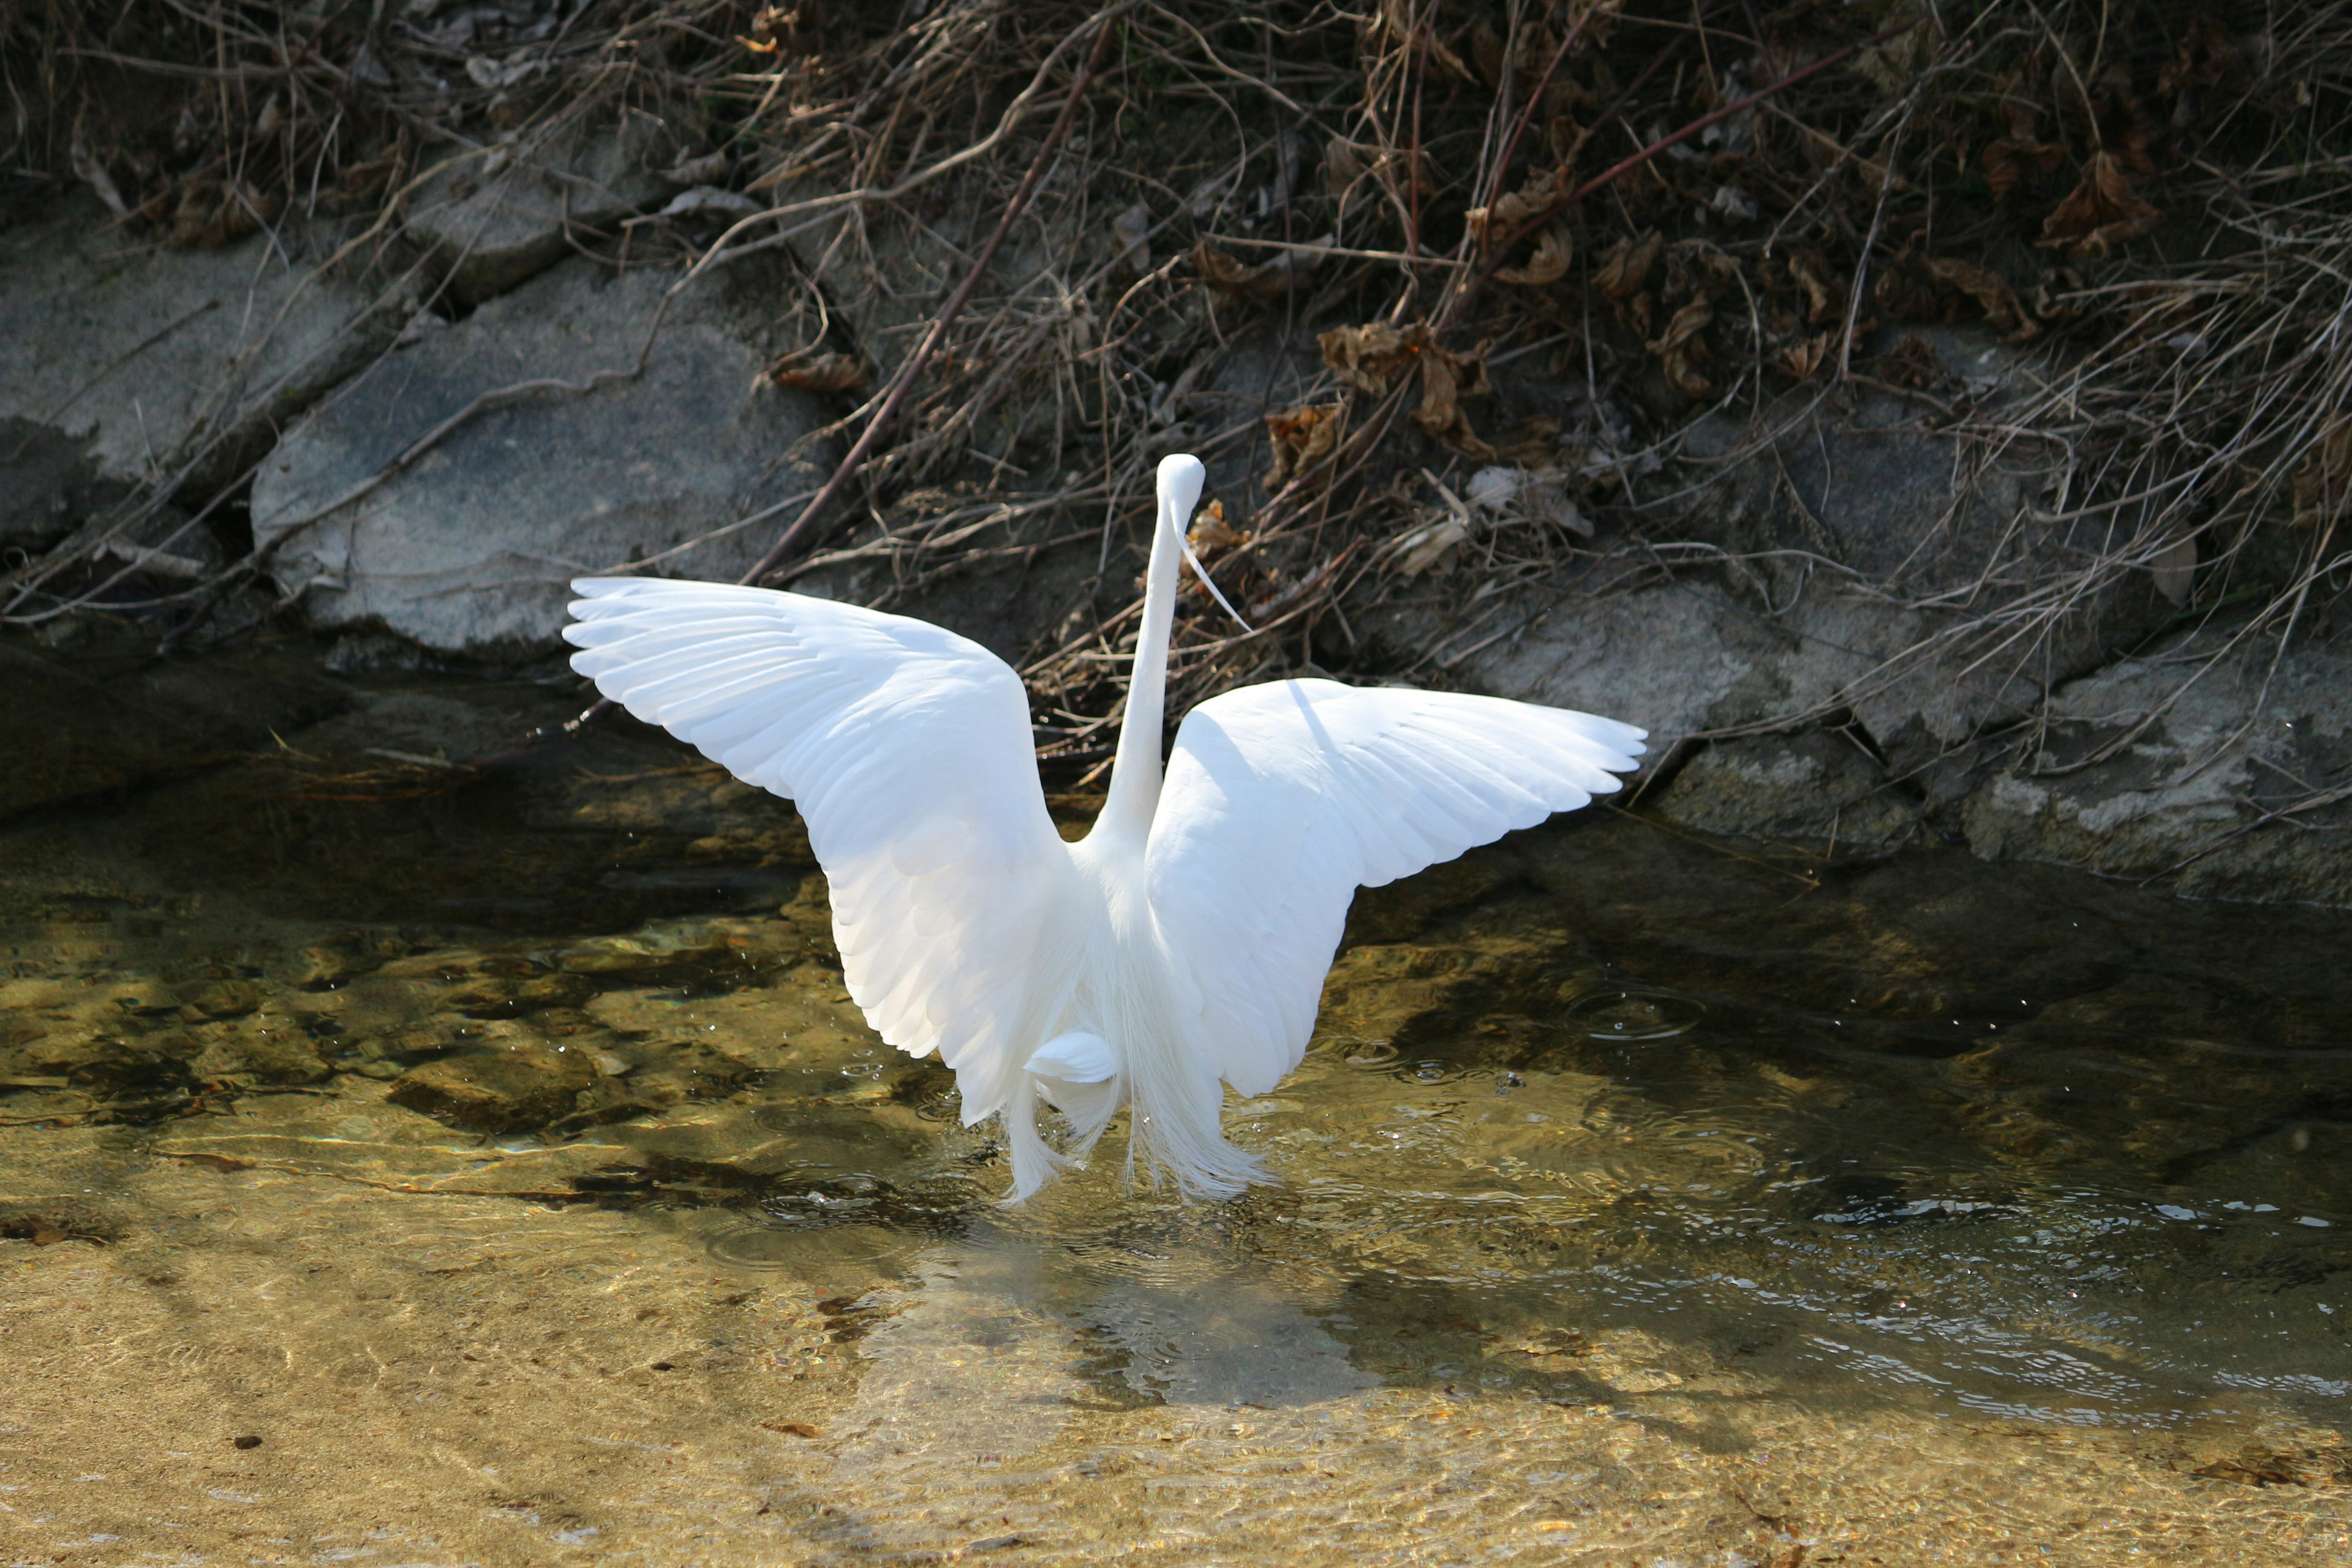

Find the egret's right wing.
[
  {"left": 1146, "top": 679, "right": 1644, "bottom": 1096},
  {"left": 564, "top": 579, "right": 1076, "bottom": 1102}
]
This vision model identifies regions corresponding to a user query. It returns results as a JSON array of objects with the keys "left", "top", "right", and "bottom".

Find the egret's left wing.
[
  {"left": 564, "top": 578, "right": 1077, "bottom": 1114},
  {"left": 1145, "top": 679, "right": 1644, "bottom": 1096}
]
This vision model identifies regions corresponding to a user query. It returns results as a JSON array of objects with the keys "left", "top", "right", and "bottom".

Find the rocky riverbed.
[{"left": 1, "top": 668, "right": 2348, "bottom": 1564}]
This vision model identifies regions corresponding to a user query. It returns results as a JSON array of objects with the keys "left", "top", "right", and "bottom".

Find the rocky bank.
[{"left": 2, "top": 137, "right": 2346, "bottom": 910}]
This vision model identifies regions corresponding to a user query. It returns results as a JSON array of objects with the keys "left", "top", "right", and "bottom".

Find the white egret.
[{"left": 564, "top": 454, "right": 1645, "bottom": 1200}]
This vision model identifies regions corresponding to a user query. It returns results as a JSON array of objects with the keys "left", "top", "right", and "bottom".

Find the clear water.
[{"left": 2, "top": 675, "right": 2347, "bottom": 1564}]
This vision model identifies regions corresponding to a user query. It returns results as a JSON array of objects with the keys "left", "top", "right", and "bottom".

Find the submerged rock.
[
  {"left": 387, "top": 1042, "right": 599, "bottom": 1133},
  {"left": 0, "top": 195, "right": 406, "bottom": 551},
  {"left": 249, "top": 256, "right": 837, "bottom": 656},
  {"left": 190, "top": 1024, "right": 331, "bottom": 1087}
]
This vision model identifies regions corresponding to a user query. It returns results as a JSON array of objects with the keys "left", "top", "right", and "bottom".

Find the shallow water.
[{"left": 2, "top": 674, "right": 2348, "bottom": 1566}]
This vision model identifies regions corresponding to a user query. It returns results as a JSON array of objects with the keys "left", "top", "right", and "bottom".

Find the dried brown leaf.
[
  {"left": 1387, "top": 513, "right": 1472, "bottom": 578},
  {"left": 1788, "top": 251, "right": 1841, "bottom": 326},
  {"left": 1594, "top": 229, "right": 1663, "bottom": 300},
  {"left": 1779, "top": 332, "right": 1835, "bottom": 380},
  {"left": 1186, "top": 498, "right": 1245, "bottom": 557},
  {"left": 1196, "top": 244, "right": 1284, "bottom": 300},
  {"left": 2040, "top": 152, "right": 2160, "bottom": 258},
  {"left": 1875, "top": 334, "right": 1951, "bottom": 391},
  {"left": 1319, "top": 321, "right": 1420, "bottom": 396},
  {"left": 2150, "top": 533, "right": 2198, "bottom": 606},
  {"left": 1180, "top": 499, "right": 1250, "bottom": 598},
  {"left": 1496, "top": 225, "right": 1572, "bottom": 287},
  {"left": 1854, "top": 11, "right": 1938, "bottom": 96},
  {"left": 1264, "top": 404, "right": 1342, "bottom": 491},
  {"left": 1321, "top": 322, "right": 1495, "bottom": 456},
  {"left": 337, "top": 139, "right": 406, "bottom": 204},
  {"left": 1873, "top": 252, "right": 1943, "bottom": 322},
  {"left": 1981, "top": 138, "right": 2066, "bottom": 200},
  {"left": 1387, "top": 475, "right": 1476, "bottom": 577},
  {"left": 2034, "top": 266, "right": 2086, "bottom": 324},
  {"left": 1409, "top": 342, "right": 1495, "bottom": 456},
  {"left": 69, "top": 136, "right": 129, "bottom": 219},
  {"left": 1196, "top": 243, "right": 1322, "bottom": 301},
  {"left": 167, "top": 179, "right": 279, "bottom": 250},
  {"left": 1486, "top": 416, "right": 1564, "bottom": 466},
  {"left": 1545, "top": 114, "right": 1586, "bottom": 168},
  {"left": 1923, "top": 257, "right": 2039, "bottom": 341},
  {"left": 1646, "top": 299, "right": 1714, "bottom": 399},
  {"left": 2159, "top": 17, "right": 2247, "bottom": 102},
  {"left": 1466, "top": 168, "right": 1571, "bottom": 244}
]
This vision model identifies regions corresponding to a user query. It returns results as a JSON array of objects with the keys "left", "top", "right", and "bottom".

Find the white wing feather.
[
  {"left": 562, "top": 578, "right": 1077, "bottom": 1112},
  {"left": 1146, "top": 679, "right": 1645, "bottom": 1096}
]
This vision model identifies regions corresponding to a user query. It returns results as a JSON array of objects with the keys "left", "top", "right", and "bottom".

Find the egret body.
[{"left": 564, "top": 455, "right": 1644, "bottom": 1199}]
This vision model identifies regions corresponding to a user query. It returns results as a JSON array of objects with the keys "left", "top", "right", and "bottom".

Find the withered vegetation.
[{"left": 4, "top": 1, "right": 2348, "bottom": 795}]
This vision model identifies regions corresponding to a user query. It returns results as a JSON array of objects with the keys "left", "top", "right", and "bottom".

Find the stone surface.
[
  {"left": 1653, "top": 731, "right": 1921, "bottom": 850},
  {"left": 1961, "top": 628, "right": 2352, "bottom": 904},
  {"left": 0, "top": 196, "right": 406, "bottom": 549},
  {"left": 405, "top": 110, "right": 675, "bottom": 301},
  {"left": 250, "top": 255, "right": 836, "bottom": 655}
]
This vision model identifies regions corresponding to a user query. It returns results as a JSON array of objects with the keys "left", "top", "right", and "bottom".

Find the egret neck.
[{"left": 1092, "top": 454, "right": 1204, "bottom": 853}]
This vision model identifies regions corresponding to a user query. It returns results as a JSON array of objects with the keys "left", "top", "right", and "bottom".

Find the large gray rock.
[
  {"left": 0, "top": 197, "right": 405, "bottom": 551},
  {"left": 405, "top": 110, "right": 676, "bottom": 303},
  {"left": 1961, "top": 629, "right": 2352, "bottom": 905},
  {"left": 1369, "top": 329, "right": 2166, "bottom": 848},
  {"left": 250, "top": 255, "right": 836, "bottom": 656}
]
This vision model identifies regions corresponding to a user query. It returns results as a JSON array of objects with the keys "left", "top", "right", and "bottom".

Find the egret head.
[
  {"left": 1156, "top": 453, "right": 1207, "bottom": 526},
  {"left": 1154, "top": 451, "right": 1250, "bottom": 632}
]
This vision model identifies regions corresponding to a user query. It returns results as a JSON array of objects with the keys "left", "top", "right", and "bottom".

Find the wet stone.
[
  {"left": 0, "top": 1197, "right": 125, "bottom": 1245},
  {"left": 1654, "top": 731, "right": 1921, "bottom": 850},
  {"left": 386, "top": 1043, "right": 599, "bottom": 1133},
  {"left": 444, "top": 972, "right": 598, "bottom": 1019},
  {"left": 189, "top": 1025, "right": 332, "bottom": 1087},
  {"left": 179, "top": 979, "right": 263, "bottom": 1020}
]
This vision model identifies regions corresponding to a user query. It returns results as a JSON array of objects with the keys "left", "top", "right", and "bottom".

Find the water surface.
[{"left": 1, "top": 675, "right": 2346, "bottom": 1564}]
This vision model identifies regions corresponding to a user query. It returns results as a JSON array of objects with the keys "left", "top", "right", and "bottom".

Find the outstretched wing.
[
  {"left": 564, "top": 579, "right": 1076, "bottom": 1100},
  {"left": 1146, "top": 679, "right": 1645, "bottom": 1096}
]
